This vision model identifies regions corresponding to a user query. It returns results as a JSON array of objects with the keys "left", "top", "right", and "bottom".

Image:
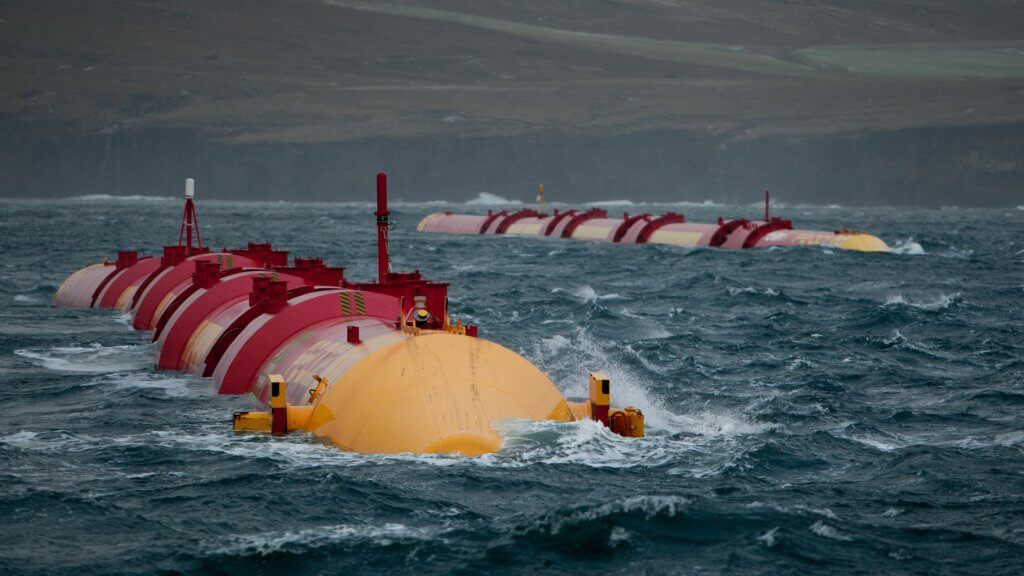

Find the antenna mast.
[
  {"left": 179, "top": 178, "right": 203, "bottom": 255},
  {"left": 376, "top": 172, "right": 392, "bottom": 282}
]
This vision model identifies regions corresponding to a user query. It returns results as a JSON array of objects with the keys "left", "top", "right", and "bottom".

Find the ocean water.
[{"left": 1, "top": 196, "right": 1022, "bottom": 575}]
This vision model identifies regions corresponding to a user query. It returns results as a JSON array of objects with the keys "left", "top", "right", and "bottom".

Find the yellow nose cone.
[
  {"left": 305, "top": 333, "right": 573, "bottom": 456},
  {"left": 836, "top": 233, "right": 891, "bottom": 252}
]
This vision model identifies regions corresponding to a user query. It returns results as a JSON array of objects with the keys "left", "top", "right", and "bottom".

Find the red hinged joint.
[
  {"left": 264, "top": 280, "right": 289, "bottom": 314},
  {"left": 192, "top": 260, "right": 220, "bottom": 289},
  {"left": 116, "top": 250, "right": 138, "bottom": 270}
]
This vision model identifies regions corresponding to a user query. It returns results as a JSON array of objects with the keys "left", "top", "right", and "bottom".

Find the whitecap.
[
  {"left": 106, "top": 373, "right": 194, "bottom": 398},
  {"left": 726, "top": 286, "right": 780, "bottom": 297},
  {"left": 13, "top": 294, "right": 38, "bottom": 303},
  {"left": 890, "top": 238, "right": 926, "bottom": 255},
  {"left": 67, "top": 194, "right": 175, "bottom": 202},
  {"left": 15, "top": 343, "right": 150, "bottom": 373},
  {"left": 757, "top": 527, "right": 780, "bottom": 547},
  {"left": 583, "top": 199, "right": 635, "bottom": 207},
  {"left": 214, "top": 523, "right": 437, "bottom": 556},
  {"left": 465, "top": 192, "right": 523, "bottom": 205},
  {"left": 530, "top": 495, "right": 691, "bottom": 536},
  {"left": 809, "top": 520, "right": 853, "bottom": 541},
  {"left": 882, "top": 292, "right": 960, "bottom": 310},
  {"left": 670, "top": 410, "right": 777, "bottom": 437},
  {"left": 551, "top": 285, "right": 625, "bottom": 304}
]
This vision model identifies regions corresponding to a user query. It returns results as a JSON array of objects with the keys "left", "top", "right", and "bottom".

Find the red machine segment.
[
  {"left": 558, "top": 209, "right": 608, "bottom": 238},
  {"left": 132, "top": 252, "right": 262, "bottom": 330},
  {"left": 253, "top": 317, "right": 407, "bottom": 406},
  {"left": 213, "top": 288, "right": 401, "bottom": 395},
  {"left": 154, "top": 269, "right": 306, "bottom": 371},
  {"left": 94, "top": 256, "right": 161, "bottom": 309},
  {"left": 54, "top": 263, "right": 118, "bottom": 307},
  {"left": 718, "top": 220, "right": 764, "bottom": 249},
  {"left": 742, "top": 218, "right": 794, "bottom": 249},
  {"left": 612, "top": 213, "right": 650, "bottom": 243},
  {"left": 634, "top": 212, "right": 686, "bottom": 244},
  {"left": 495, "top": 209, "right": 542, "bottom": 234},
  {"left": 566, "top": 217, "right": 620, "bottom": 241},
  {"left": 645, "top": 222, "right": 721, "bottom": 246},
  {"left": 480, "top": 210, "right": 508, "bottom": 234},
  {"left": 542, "top": 210, "right": 576, "bottom": 236},
  {"left": 417, "top": 212, "right": 489, "bottom": 235}
]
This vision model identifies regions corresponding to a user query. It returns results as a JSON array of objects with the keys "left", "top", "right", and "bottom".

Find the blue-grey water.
[{"left": 1, "top": 195, "right": 1022, "bottom": 575}]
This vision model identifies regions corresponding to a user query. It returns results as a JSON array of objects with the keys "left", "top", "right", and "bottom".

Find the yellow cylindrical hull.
[{"left": 305, "top": 333, "right": 574, "bottom": 456}]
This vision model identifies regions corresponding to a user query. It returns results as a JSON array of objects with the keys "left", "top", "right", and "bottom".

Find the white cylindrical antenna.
[{"left": 185, "top": 178, "right": 195, "bottom": 199}]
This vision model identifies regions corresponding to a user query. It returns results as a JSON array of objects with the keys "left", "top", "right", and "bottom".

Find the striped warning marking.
[{"left": 339, "top": 291, "right": 367, "bottom": 316}]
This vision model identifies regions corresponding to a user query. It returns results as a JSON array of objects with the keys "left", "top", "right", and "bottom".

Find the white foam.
[
  {"left": 106, "top": 373, "right": 194, "bottom": 398},
  {"left": 882, "top": 293, "right": 960, "bottom": 310},
  {"left": 15, "top": 343, "right": 150, "bottom": 373},
  {"left": 670, "top": 410, "right": 777, "bottom": 437},
  {"left": 583, "top": 199, "right": 635, "bottom": 207},
  {"left": 535, "top": 495, "right": 691, "bottom": 536},
  {"left": 215, "top": 523, "right": 436, "bottom": 556},
  {"left": 13, "top": 294, "right": 38, "bottom": 303},
  {"left": 0, "top": 430, "right": 85, "bottom": 452},
  {"left": 67, "top": 194, "right": 175, "bottom": 202},
  {"left": 809, "top": 520, "right": 854, "bottom": 541},
  {"left": 465, "top": 192, "right": 523, "bottom": 205},
  {"left": 551, "top": 285, "right": 625, "bottom": 304},
  {"left": 890, "top": 238, "right": 926, "bottom": 255},
  {"left": 727, "top": 286, "right": 780, "bottom": 297},
  {"left": 757, "top": 527, "right": 780, "bottom": 547}
]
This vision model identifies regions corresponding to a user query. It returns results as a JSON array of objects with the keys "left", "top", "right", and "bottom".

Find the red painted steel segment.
[
  {"left": 54, "top": 263, "right": 118, "bottom": 307},
  {"left": 568, "top": 218, "right": 621, "bottom": 241},
  {"left": 718, "top": 220, "right": 762, "bottom": 249},
  {"left": 417, "top": 213, "right": 488, "bottom": 234},
  {"left": 132, "top": 252, "right": 261, "bottom": 330},
  {"left": 634, "top": 212, "right": 686, "bottom": 243},
  {"left": 202, "top": 284, "right": 369, "bottom": 377},
  {"left": 478, "top": 210, "right": 507, "bottom": 234},
  {"left": 648, "top": 222, "right": 721, "bottom": 246},
  {"left": 155, "top": 269, "right": 305, "bottom": 371},
  {"left": 151, "top": 264, "right": 263, "bottom": 342},
  {"left": 612, "top": 213, "right": 651, "bottom": 243},
  {"left": 542, "top": 210, "right": 576, "bottom": 236},
  {"left": 253, "top": 318, "right": 406, "bottom": 406},
  {"left": 709, "top": 218, "right": 751, "bottom": 248},
  {"left": 94, "top": 257, "right": 160, "bottom": 308},
  {"left": 559, "top": 209, "right": 608, "bottom": 238},
  {"left": 742, "top": 218, "right": 794, "bottom": 249},
  {"left": 88, "top": 251, "right": 141, "bottom": 306},
  {"left": 213, "top": 289, "right": 401, "bottom": 394},
  {"left": 495, "top": 209, "right": 541, "bottom": 234}
]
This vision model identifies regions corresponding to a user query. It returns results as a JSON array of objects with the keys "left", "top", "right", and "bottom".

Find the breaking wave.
[
  {"left": 466, "top": 192, "right": 523, "bottom": 205},
  {"left": 890, "top": 238, "right": 926, "bottom": 255},
  {"left": 14, "top": 343, "right": 151, "bottom": 373}
]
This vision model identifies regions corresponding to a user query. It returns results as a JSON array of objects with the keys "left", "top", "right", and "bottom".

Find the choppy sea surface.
[{"left": 1, "top": 194, "right": 1022, "bottom": 575}]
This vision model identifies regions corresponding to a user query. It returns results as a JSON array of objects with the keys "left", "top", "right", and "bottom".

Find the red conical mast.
[
  {"left": 178, "top": 178, "right": 203, "bottom": 255},
  {"left": 376, "top": 172, "right": 392, "bottom": 282}
]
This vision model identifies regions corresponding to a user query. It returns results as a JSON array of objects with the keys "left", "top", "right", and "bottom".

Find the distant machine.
[
  {"left": 418, "top": 189, "right": 890, "bottom": 252},
  {"left": 54, "top": 174, "right": 643, "bottom": 456}
]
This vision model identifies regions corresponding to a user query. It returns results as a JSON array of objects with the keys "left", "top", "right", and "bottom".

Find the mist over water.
[{"left": 1, "top": 197, "right": 1022, "bottom": 574}]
